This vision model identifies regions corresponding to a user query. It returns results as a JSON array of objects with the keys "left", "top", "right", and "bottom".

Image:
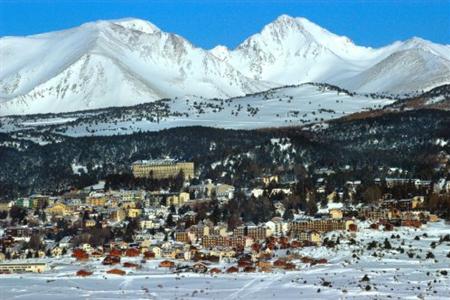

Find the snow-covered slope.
[
  {"left": 0, "top": 18, "right": 271, "bottom": 115},
  {"left": 0, "top": 84, "right": 395, "bottom": 136},
  {"left": 1, "top": 15, "right": 449, "bottom": 115}
]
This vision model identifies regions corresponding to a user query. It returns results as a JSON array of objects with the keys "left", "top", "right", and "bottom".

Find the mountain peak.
[
  {"left": 110, "top": 18, "right": 161, "bottom": 34},
  {"left": 273, "top": 14, "right": 297, "bottom": 24},
  {"left": 210, "top": 45, "right": 230, "bottom": 61}
]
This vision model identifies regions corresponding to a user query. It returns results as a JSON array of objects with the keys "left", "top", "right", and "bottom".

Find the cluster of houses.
[{"left": 0, "top": 162, "right": 444, "bottom": 274}]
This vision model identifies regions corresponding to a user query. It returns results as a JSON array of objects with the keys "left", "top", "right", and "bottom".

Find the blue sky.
[{"left": 0, "top": 0, "right": 449, "bottom": 48}]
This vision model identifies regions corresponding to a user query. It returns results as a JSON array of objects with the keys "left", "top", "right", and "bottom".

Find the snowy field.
[
  {"left": 1, "top": 221, "right": 449, "bottom": 299},
  {"left": 0, "top": 84, "right": 394, "bottom": 137}
]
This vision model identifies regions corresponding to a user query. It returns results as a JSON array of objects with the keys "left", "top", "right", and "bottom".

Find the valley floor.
[{"left": 1, "top": 221, "right": 450, "bottom": 299}]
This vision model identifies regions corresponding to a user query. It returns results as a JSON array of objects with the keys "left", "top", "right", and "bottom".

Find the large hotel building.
[{"left": 131, "top": 159, "right": 194, "bottom": 180}]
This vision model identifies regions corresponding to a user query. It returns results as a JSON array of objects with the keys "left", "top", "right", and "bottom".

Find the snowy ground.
[
  {"left": 1, "top": 221, "right": 449, "bottom": 299},
  {"left": 0, "top": 84, "right": 394, "bottom": 137}
]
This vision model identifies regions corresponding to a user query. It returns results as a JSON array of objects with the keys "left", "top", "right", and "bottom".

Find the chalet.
[
  {"left": 143, "top": 251, "right": 155, "bottom": 260},
  {"left": 72, "top": 248, "right": 89, "bottom": 261},
  {"left": 290, "top": 240, "right": 302, "bottom": 248},
  {"left": 91, "top": 250, "right": 103, "bottom": 258},
  {"left": 256, "top": 261, "right": 272, "bottom": 268},
  {"left": 300, "top": 256, "right": 315, "bottom": 264},
  {"left": 259, "top": 266, "right": 273, "bottom": 273},
  {"left": 151, "top": 246, "right": 162, "bottom": 258},
  {"left": 384, "top": 223, "right": 394, "bottom": 231},
  {"left": 81, "top": 243, "right": 93, "bottom": 253},
  {"left": 244, "top": 266, "right": 256, "bottom": 272},
  {"left": 208, "top": 248, "right": 236, "bottom": 261},
  {"left": 159, "top": 260, "right": 175, "bottom": 268},
  {"left": 102, "top": 255, "right": 120, "bottom": 265},
  {"left": 192, "top": 262, "right": 208, "bottom": 273},
  {"left": 348, "top": 223, "right": 358, "bottom": 232},
  {"left": 209, "top": 267, "right": 221, "bottom": 274},
  {"left": 125, "top": 248, "right": 140, "bottom": 257},
  {"left": 370, "top": 223, "right": 379, "bottom": 230},
  {"left": 285, "top": 263, "right": 296, "bottom": 270},
  {"left": 429, "top": 214, "right": 439, "bottom": 222},
  {"left": 236, "top": 258, "right": 251, "bottom": 268},
  {"left": 107, "top": 268, "right": 126, "bottom": 275},
  {"left": 76, "top": 269, "right": 93, "bottom": 277},
  {"left": 109, "top": 248, "right": 122, "bottom": 257},
  {"left": 123, "top": 262, "right": 139, "bottom": 268},
  {"left": 401, "top": 219, "right": 422, "bottom": 228},
  {"left": 273, "top": 259, "right": 287, "bottom": 269},
  {"left": 226, "top": 266, "right": 239, "bottom": 273},
  {"left": 51, "top": 246, "right": 64, "bottom": 257}
]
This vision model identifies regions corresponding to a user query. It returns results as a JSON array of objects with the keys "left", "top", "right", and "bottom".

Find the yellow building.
[
  {"left": 85, "top": 219, "right": 96, "bottom": 227},
  {"left": 132, "top": 159, "right": 194, "bottom": 180},
  {"left": 46, "top": 203, "right": 71, "bottom": 216},
  {"left": 262, "top": 175, "right": 279, "bottom": 186},
  {"left": 166, "top": 192, "right": 190, "bottom": 206},
  {"left": 121, "top": 201, "right": 136, "bottom": 209},
  {"left": 110, "top": 208, "right": 126, "bottom": 222},
  {"left": 127, "top": 208, "right": 142, "bottom": 218},
  {"left": 0, "top": 202, "right": 11, "bottom": 212},
  {"left": 411, "top": 196, "right": 424, "bottom": 209},
  {"left": 86, "top": 195, "right": 106, "bottom": 207},
  {"left": 329, "top": 208, "right": 343, "bottom": 219},
  {"left": 30, "top": 195, "right": 49, "bottom": 209}
]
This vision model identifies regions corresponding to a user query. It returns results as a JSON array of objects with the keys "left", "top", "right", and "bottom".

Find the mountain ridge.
[{"left": 1, "top": 15, "right": 449, "bottom": 115}]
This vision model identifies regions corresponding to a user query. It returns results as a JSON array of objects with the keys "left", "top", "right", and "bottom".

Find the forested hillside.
[{"left": 1, "top": 109, "right": 449, "bottom": 199}]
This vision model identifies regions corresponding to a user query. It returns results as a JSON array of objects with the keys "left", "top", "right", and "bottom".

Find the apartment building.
[
  {"left": 289, "top": 219, "right": 346, "bottom": 233},
  {"left": 131, "top": 159, "right": 194, "bottom": 180}
]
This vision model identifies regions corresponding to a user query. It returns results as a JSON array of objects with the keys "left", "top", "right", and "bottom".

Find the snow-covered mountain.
[
  {"left": 0, "top": 15, "right": 449, "bottom": 115},
  {"left": 0, "top": 18, "right": 271, "bottom": 115},
  {"left": 213, "top": 15, "right": 450, "bottom": 94}
]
